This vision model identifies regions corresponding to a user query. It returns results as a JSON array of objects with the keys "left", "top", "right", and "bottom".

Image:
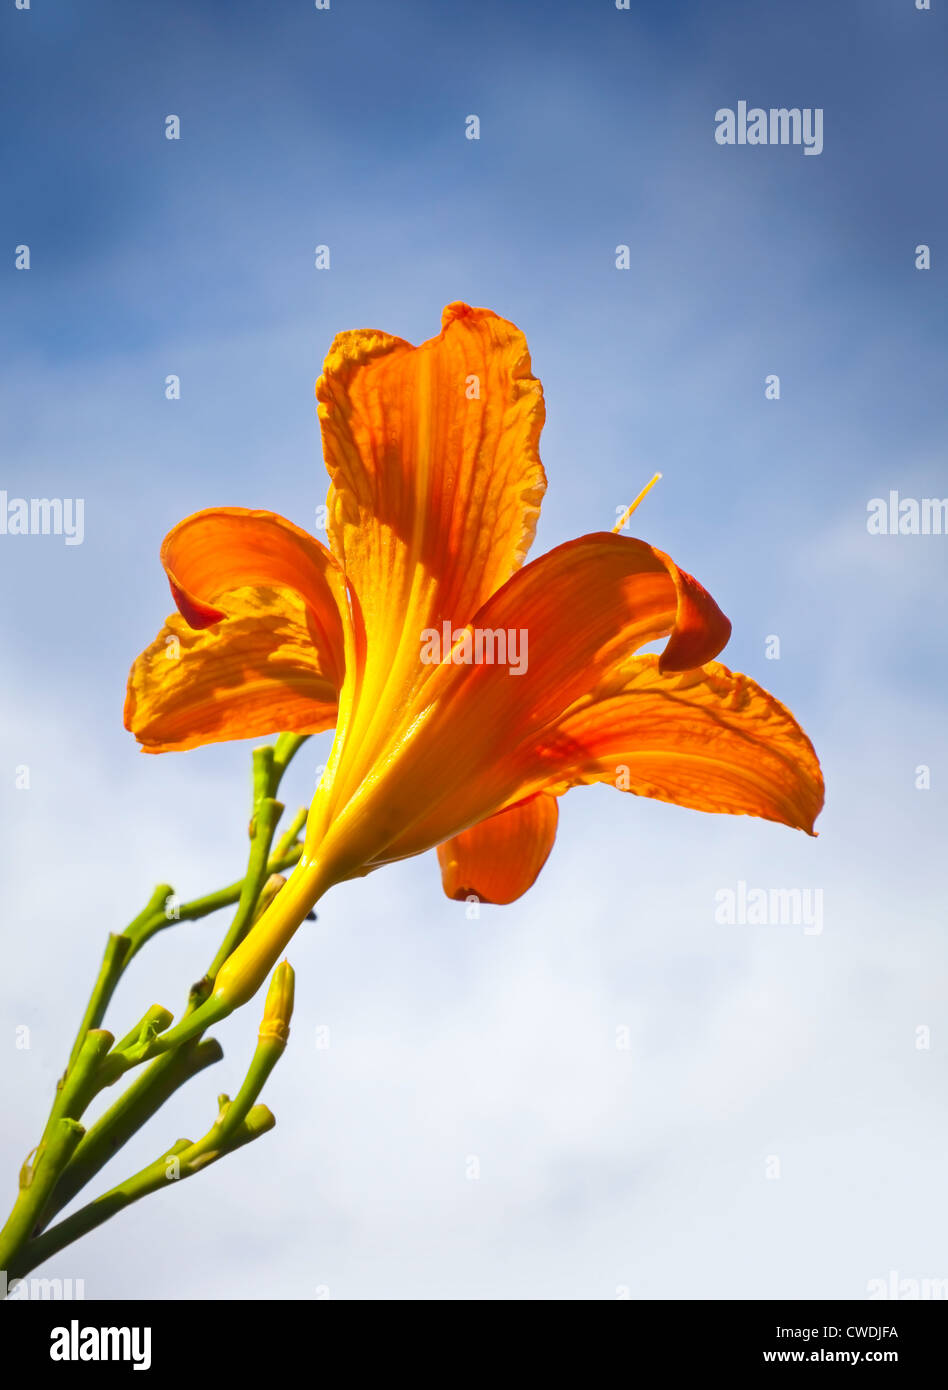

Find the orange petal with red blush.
[
  {"left": 125, "top": 585, "right": 339, "bottom": 753},
  {"left": 437, "top": 794, "right": 559, "bottom": 904},
  {"left": 125, "top": 508, "right": 347, "bottom": 752}
]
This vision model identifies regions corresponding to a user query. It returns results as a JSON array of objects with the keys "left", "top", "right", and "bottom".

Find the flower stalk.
[
  {"left": 0, "top": 734, "right": 310, "bottom": 1288},
  {"left": 11, "top": 959, "right": 296, "bottom": 1282}
]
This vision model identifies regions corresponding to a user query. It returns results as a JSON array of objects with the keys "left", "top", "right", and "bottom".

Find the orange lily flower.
[{"left": 126, "top": 303, "right": 823, "bottom": 1020}]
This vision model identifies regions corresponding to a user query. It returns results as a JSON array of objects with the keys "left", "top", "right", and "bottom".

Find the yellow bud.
[{"left": 258, "top": 959, "right": 295, "bottom": 1045}]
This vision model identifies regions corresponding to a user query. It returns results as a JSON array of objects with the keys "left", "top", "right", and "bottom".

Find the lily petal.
[
  {"left": 436, "top": 793, "right": 559, "bottom": 904},
  {"left": 540, "top": 656, "right": 824, "bottom": 832},
  {"left": 126, "top": 507, "right": 348, "bottom": 752},
  {"left": 160, "top": 507, "right": 346, "bottom": 683},
  {"left": 315, "top": 302, "right": 546, "bottom": 806},
  {"left": 311, "top": 530, "right": 732, "bottom": 876},
  {"left": 125, "top": 585, "right": 339, "bottom": 753}
]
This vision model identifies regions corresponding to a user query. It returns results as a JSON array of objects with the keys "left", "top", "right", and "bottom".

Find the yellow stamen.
[{"left": 613, "top": 472, "right": 663, "bottom": 534}]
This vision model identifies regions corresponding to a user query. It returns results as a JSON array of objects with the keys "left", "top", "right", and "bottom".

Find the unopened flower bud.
[{"left": 258, "top": 959, "right": 295, "bottom": 1046}]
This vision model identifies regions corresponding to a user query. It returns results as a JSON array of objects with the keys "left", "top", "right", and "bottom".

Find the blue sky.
[{"left": 1, "top": 0, "right": 946, "bottom": 1299}]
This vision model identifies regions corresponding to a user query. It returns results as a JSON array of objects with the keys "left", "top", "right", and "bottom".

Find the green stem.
[
  {"left": 273, "top": 805, "right": 308, "bottom": 861},
  {"left": 61, "top": 834, "right": 305, "bottom": 1087},
  {"left": 271, "top": 732, "right": 310, "bottom": 789},
  {"left": 206, "top": 795, "right": 284, "bottom": 981},
  {"left": 63, "top": 882, "right": 171, "bottom": 1074},
  {"left": 0, "top": 1030, "right": 113, "bottom": 1271},
  {"left": 110, "top": 1005, "right": 174, "bottom": 1059},
  {"left": 0, "top": 1120, "right": 85, "bottom": 1277},
  {"left": 65, "top": 937, "right": 133, "bottom": 1075},
  {"left": 48, "top": 1031, "right": 115, "bottom": 1131},
  {"left": 1, "top": 734, "right": 310, "bottom": 1281},
  {"left": 39, "top": 1037, "right": 223, "bottom": 1229},
  {"left": 125, "top": 839, "right": 305, "bottom": 960},
  {"left": 203, "top": 738, "right": 309, "bottom": 984},
  {"left": 9, "top": 1107, "right": 275, "bottom": 1281}
]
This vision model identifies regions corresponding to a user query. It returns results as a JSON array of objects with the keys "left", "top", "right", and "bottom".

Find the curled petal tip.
[{"left": 167, "top": 578, "right": 225, "bottom": 630}]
